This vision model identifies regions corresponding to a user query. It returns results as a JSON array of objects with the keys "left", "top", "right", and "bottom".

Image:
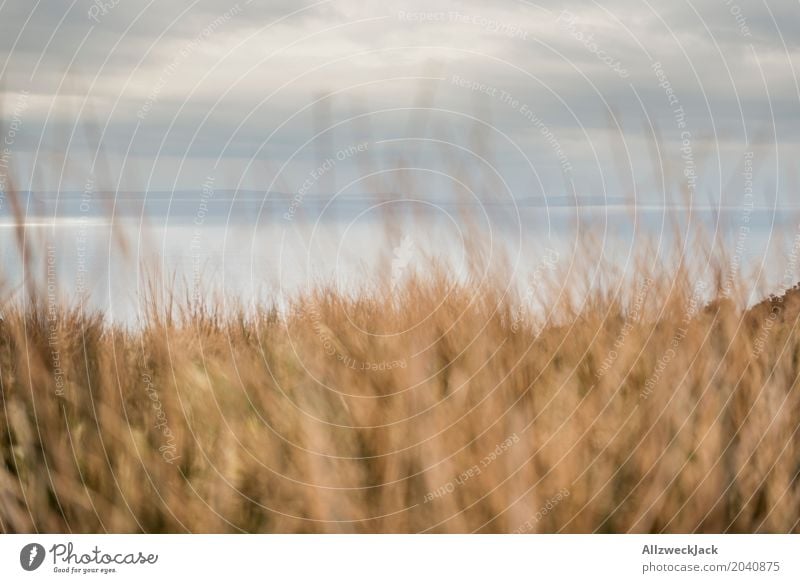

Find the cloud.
[{"left": 0, "top": 0, "right": 796, "bottom": 203}]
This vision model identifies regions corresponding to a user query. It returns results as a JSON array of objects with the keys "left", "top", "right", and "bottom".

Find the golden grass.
[
  {"left": 1, "top": 245, "right": 799, "bottom": 533},
  {"left": 0, "top": 110, "right": 797, "bottom": 531}
]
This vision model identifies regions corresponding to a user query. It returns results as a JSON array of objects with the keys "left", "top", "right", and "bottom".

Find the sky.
[{"left": 0, "top": 0, "right": 797, "bottom": 207}]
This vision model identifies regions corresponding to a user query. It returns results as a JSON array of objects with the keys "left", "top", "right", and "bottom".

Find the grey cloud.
[{"left": 0, "top": 0, "right": 796, "bottom": 202}]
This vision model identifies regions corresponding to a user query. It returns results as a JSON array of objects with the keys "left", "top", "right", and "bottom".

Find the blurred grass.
[
  {"left": 1, "top": 253, "right": 799, "bottom": 533},
  {"left": 0, "top": 106, "right": 798, "bottom": 532}
]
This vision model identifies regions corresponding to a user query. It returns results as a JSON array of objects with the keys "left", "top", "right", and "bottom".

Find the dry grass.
[
  {"left": 0, "top": 106, "right": 797, "bottom": 531},
  {"left": 1, "top": 244, "right": 800, "bottom": 533}
]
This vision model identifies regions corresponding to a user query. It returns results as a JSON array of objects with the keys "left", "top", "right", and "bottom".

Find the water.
[{"left": 3, "top": 192, "right": 799, "bottom": 322}]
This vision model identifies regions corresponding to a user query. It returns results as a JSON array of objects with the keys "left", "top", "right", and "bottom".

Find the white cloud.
[{"left": 0, "top": 0, "right": 796, "bottom": 205}]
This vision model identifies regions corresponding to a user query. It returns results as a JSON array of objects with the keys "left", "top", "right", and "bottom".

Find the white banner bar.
[{"left": 1, "top": 535, "right": 797, "bottom": 582}]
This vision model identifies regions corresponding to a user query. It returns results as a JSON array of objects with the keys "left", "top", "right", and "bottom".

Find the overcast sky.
[{"left": 0, "top": 0, "right": 797, "bottom": 206}]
